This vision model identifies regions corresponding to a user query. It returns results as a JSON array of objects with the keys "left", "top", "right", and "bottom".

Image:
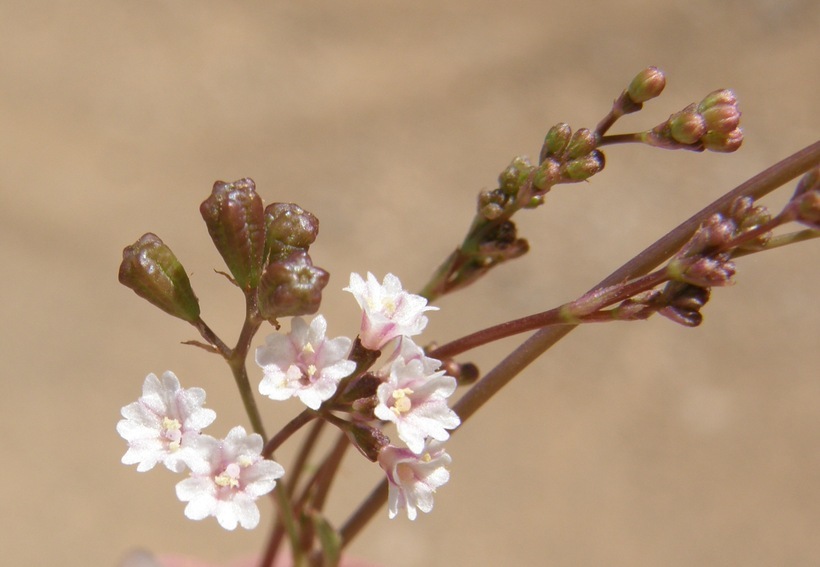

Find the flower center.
[
  {"left": 161, "top": 417, "right": 182, "bottom": 451},
  {"left": 391, "top": 388, "right": 414, "bottom": 415},
  {"left": 215, "top": 463, "right": 241, "bottom": 488}
]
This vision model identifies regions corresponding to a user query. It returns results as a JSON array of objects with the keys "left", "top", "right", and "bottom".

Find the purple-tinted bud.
[
  {"left": 118, "top": 233, "right": 200, "bottom": 323},
  {"left": 787, "top": 168, "right": 820, "bottom": 229},
  {"left": 257, "top": 251, "right": 329, "bottom": 321},
  {"left": 659, "top": 305, "right": 703, "bottom": 327},
  {"left": 263, "top": 203, "right": 319, "bottom": 263},
  {"left": 701, "top": 128, "right": 743, "bottom": 153},
  {"left": 533, "top": 159, "right": 560, "bottom": 191},
  {"left": 566, "top": 128, "right": 598, "bottom": 159},
  {"left": 562, "top": 150, "right": 605, "bottom": 181},
  {"left": 343, "top": 421, "right": 390, "bottom": 462},
  {"left": 697, "top": 89, "right": 737, "bottom": 113},
  {"left": 627, "top": 66, "right": 666, "bottom": 104},
  {"left": 541, "top": 123, "right": 572, "bottom": 160},
  {"left": 667, "top": 256, "right": 736, "bottom": 288},
  {"left": 669, "top": 107, "right": 707, "bottom": 145},
  {"left": 657, "top": 283, "right": 710, "bottom": 327},
  {"left": 200, "top": 178, "right": 265, "bottom": 290},
  {"left": 701, "top": 104, "right": 741, "bottom": 134}
]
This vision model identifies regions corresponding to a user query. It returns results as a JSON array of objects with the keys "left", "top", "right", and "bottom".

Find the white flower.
[
  {"left": 344, "top": 272, "right": 437, "bottom": 351},
  {"left": 378, "top": 443, "right": 451, "bottom": 520},
  {"left": 374, "top": 356, "right": 460, "bottom": 454},
  {"left": 117, "top": 371, "right": 216, "bottom": 472},
  {"left": 256, "top": 315, "right": 356, "bottom": 410},
  {"left": 175, "top": 426, "right": 285, "bottom": 530}
]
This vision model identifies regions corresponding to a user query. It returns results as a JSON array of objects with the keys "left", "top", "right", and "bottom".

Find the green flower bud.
[
  {"left": 701, "top": 128, "right": 743, "bottom": 153},
  {"left": 541, "top": 123, "right": 572, "bottom": 159},
  {"left": 565, "top": 128, "right": 598, "bottom": 159},
  {"left": 200, "top": 178, "right": 265, "bottom": 290},
  {"left": 533, "top": 159, "right": 560, "bottom": 191},
  {"left": 669, "top": 107, "right": 707, "bottom": 145},
  {"left": 697, "top": 89, "right": 737, "bottom": 114},
  {"left": 627, "top": 66, "right": 666, "bottom": 104},
  {"left": 264, "top": 203, "right": 319, "bottom": 263},
  {"left": 118, "top": 233, "right": 200, "bottom": 323},
  {"left": 701, "top": 104, "right": 741, "bottom": 134},
  {"left": 562, "top": 150, "right": 605, "bottom": 181},
  {"left": 257, "top": 251, "right": 329, "bottom": 322}
]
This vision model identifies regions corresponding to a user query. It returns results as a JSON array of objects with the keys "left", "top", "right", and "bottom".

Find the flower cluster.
[
  {"left": 255, "top": 272, "right": 460, "bottom": 520},
  {"left": 117, "top": 371, "right": 284, "bottom": 530}
]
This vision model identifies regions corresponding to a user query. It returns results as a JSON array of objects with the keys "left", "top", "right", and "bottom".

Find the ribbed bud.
[
  {"left": 788, "top": 168, "right": 820, "bottom": 229},
  {"left": 343, "top": 421, "right": 390, "bottom": 462},
  {"left": 562, "top": 150, "right": 606, "bottom": 181},
  {"left": 669, "top": 107, "right": 707, "bottom": 145},
  {"left": 264, "top": 203, "right": 319, "bottom": 263},
  {"left": 200, "top": 178, "right": 265, "bottom": 290},
  {"left": 257, "top": 251, "right": 329, "bottom": 321},
  {"left": 627, "top": 66, "right": 666, "bottom": 104},
  {"left": 657, "top": 283, "right": 710, "bottom": 327},
  {"left": 498, "top": 156, "right": 534, "bottom": 195},
  {"left": 700, "top": 104, "right": 741, "bottom": 134},
  {"left": 667, "top": 255, "right": 736, "bottom": 288},
  {"left": 701, "top": 128, "right": 743, "bottom": 153},
  {"left": 697, "top": 89, "right": 737, "bottom": 113},
  {"left": 541, "top": 123, "right": 572, "bottom": 160},
  {"left": 533, "top": 159, "right": 560, "bottom": 191},
  {"left": 565, "top": 128, "right": 598, "bottom": 159},
  {"left": 118, "top": 233, "right": 200, "bottom": 323}
]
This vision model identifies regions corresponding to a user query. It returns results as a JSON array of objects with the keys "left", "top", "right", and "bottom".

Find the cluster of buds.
[
  {"left": 538, "top": 124, "right": 605, "bottom": 184},
  {"left": 200, "top": 179, "right": 328, "bottom": 324},
  {"left": 641, "top": 89, "right": 743, "bottom": 152},
  {"left": 119, "top": 179, "right": 329, "bottom": 330}
]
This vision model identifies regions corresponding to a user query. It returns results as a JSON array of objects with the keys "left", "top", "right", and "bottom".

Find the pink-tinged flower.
[
  {"left": 256, "top": 315, "right": 356, "bottom": 410},
  {"left": 374, "top": 357, "right": 460, "bottom": 454},
  {"left": 378, "top": 443, "right": 451, "bottom": 520},
  {"left": 117, "top": 371, "right": 217, "bottom": 473},
  {"left": 380, "top": 336, "right": 442, "bottom": 376},
  {"left": 344, "top": 272, "right": 437, "bottom": 351},
  {"left": 175, "top": 426, "right": 284, "bottom": 530}
]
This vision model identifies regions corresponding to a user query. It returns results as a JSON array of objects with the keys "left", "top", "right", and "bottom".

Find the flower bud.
[
  {"left": 541, "top": 123, "right": 572, "bottom": 160},
  {"left": 498, "top": 157, "right": 533, "bottom": 195},
  {"left": 787, "top": 168, "right": 820, "bottom": 229},
  {"left": 562, "top": 150, "right": 605, "bottom": 181},
  {"left": 700, "top": 104, "right": 741, "bottom": 134},
  {"left": 701, "top": 128, "right": 743, "bottom": 153},
  {"left": 667, "top": 255, "right": 736, "bottom": 287},
  {"left": 697, "top": 89, "right": 737, "bottom": 114},
  {"left": 257, "top": 251, "right": 329, "bottom": 321},
  {"left": 533, "top": 159, "right": 560, "bottom": 191},
  {"left": 118, "top": 233, "right": 200, "bottom": 323},
  {"left": 200, "top": 178, "right": 265, "bottom": 290},
  {"left": 565, "top": 128, "right": 598, "bottom": 160},
  {"left": 627, "top": 66, "right": 666, "bottom": 104},
  {"left": 343, "top": 421, "right": 390, "bottom": 462},
  {"left": 669, "top": 107, "right": 707, "bottom": 145},
  {"left": 263, "top": 203, "right": 319, "bottom": 263}
]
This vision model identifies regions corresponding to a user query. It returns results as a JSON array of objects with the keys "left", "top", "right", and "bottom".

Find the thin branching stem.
[{"left": 336, "top": 140, "right": 820, "bottom": 550}]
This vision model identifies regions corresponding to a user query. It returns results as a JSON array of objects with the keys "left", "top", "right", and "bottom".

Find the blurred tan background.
[{"left": 1, "top": 1, "right": 818, "bottom": 566}]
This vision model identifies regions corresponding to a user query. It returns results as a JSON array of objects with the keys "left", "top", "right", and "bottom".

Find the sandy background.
[{"left": 1, "top": 1, "right": 818, "bottom": 566}]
